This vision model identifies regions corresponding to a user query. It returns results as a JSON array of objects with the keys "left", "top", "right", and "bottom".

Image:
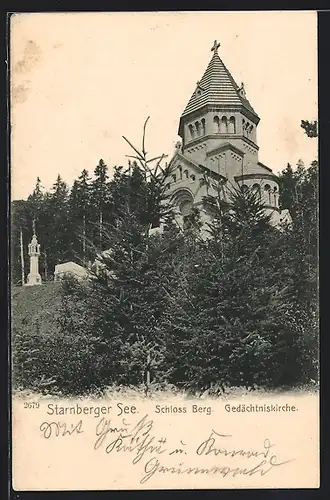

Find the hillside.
[{"left": 11, "top": 282, "right": 62, "bottom": 339}]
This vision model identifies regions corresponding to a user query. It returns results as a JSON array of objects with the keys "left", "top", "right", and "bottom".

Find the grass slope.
[
  {"left": 11, "top": 282, "right": 62, "bottom": 339},
  {"left": 11, "top": 282, "right": 318, "bottom": 398}
]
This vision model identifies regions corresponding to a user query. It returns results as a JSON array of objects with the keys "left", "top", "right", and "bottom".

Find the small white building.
[{"left": 54, "top": 262, "right": 88, "bottom": 282}]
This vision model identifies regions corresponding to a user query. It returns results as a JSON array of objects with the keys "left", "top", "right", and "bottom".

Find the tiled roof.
[{"left": 181, "top": 50, "right": 258, "bottom": 118}]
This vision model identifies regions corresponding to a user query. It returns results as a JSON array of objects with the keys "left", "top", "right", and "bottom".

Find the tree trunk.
[
  {"left": 145, "top": 352, "right": 151, "bottom": 397},
  {"left": 83, "top": 213, "right": 86, "bottom": 262},
  {"left": 44, "top": 251, "right": 48, "bottom": 281},
  {"left": 20, "top": 227, "right": 25, "bottom": 286},
  {"left": 99, "top": 209, "right": 103, "bottom": 248}
]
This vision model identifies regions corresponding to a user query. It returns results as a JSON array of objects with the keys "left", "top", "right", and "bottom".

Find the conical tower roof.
[{"left": 180, "top": 41, "right": 258, "bottom": 120}]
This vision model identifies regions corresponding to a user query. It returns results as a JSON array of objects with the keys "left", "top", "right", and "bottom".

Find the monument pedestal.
[{"left": 26, "top": 271, "right": 42, "bottom": 286}]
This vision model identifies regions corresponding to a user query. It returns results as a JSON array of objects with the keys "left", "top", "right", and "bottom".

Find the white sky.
[{"left": 10, "top": 11, "right": 318, "bottom": 201}]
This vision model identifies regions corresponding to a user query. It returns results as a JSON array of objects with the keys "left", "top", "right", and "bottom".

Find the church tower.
[{"left": 168, "top": 41, "right": 289, "bottom": 227}]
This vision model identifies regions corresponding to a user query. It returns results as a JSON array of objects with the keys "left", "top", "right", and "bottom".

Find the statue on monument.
[{"left": 25, "top": 219, "right": 42, "bottom": 286}]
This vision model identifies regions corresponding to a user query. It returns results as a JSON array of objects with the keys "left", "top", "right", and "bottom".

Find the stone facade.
[{"left": 167, "top": 41, "right": 290, "bottom": 230}]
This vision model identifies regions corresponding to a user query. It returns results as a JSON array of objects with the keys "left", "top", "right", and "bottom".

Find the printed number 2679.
[{"left": 23, "top": 402, "right": 40, "bottom": 409}]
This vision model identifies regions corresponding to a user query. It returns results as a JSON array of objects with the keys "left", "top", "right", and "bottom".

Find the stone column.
[{"left": 26, "top": 233, "right": 42, "bottom": 286}]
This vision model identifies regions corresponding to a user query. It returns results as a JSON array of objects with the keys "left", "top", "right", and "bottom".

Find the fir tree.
[
  {"left": 164, "top": 185, "right": 307, "bottom": 392},
  {"left": 11, "top": 200, "right": 30, "bottom": 284},
  {"left": 27, "top": 177, "right": 44, "bottom": 222},
  {"left": 69, "top": 169, "right": 92, "bottom": 265},
  {"left": 57, "top": 120, "right": 177, "bottom": 392},
  {"left": 91, "top": 159, "right": 110, "bottom": 250},
  {"left": 301, "top": 119, "right": 318, "bottom": 138},
  {"left": 44, "top": 175, "right": 72, "bottom": 273}
]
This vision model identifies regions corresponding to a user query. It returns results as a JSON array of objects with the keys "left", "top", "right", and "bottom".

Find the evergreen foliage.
[
  {"left": 12, "top": 119, "right": 319, "bottom": 395},
  {"left": 301, "top": 119, "right": 318, "bottom": 138}
]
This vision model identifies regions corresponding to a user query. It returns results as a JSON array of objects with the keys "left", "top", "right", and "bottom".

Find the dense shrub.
[{"left": 12, "top": 156, "right": 318, "bottom": 396}]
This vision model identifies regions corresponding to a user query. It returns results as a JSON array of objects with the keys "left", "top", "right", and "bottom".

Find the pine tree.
[
  {"left": 44, "top": 175, "right": 72, "bottom": 274},
  {"left": 27, "top": 177, "right": 44, "bottom": 221},
  {"left": 301, "top": 119, "right": 318, "bottom": 138},
  {"left": 69, "top": 169, "right": 92, "bottom": 265},
  {"left": 164, "top": 184, "right": 307, "bottom": 393},
  {"left": 57, "top": 120, "right": 178, "bottom": 392},
  {"left": 91, "top": 159, "right": 110, "bottom": 250},
  {"left": 278, "top": 163, "right": 297, "bottom": 216},
  {"left": 86, "top": 124, "right": 176, "bottom": 389},
  {"left": 11, "top": 200, "right": 30, "bottom": 284},
  {"left": 278, "top": 159, "right": 318, "bottom": 383}
]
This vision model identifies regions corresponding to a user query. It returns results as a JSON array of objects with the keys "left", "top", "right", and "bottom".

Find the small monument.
[{"left": 26, "top": 221, "right": 42, "bottom": 286}]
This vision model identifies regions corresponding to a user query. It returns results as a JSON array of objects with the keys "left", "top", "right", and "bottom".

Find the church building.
[{"left": 168, "top": 40, "right": 290, "bottom": 228}]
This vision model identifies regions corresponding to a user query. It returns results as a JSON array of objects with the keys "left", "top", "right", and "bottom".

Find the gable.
[
  {"left": 169, "top": 153, "right": 204, "bottom": 180},
  {"left": 169, "top": 152, "right": 227, "bottom": 183},
  {"left": 206, "top": 142, "right": 245, "bottom": 159}
]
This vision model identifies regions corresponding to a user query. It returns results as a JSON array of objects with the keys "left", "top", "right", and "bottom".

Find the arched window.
[
  {"left": 180, "top": 200, "right": 193, "bottom": 216},
  {"left": 249, "top": 124, "right": 253, "bottom": 137},
  {"left": 188, "top": 124, "right": 195, "bottom": 139},
  {"left": 220, "top": 116, "right": 227, "bottom": 134},
  {"left": 191, "top": 174, "right": 196, "bottom": 181},
  {"left": 201, "top": 118, "right": 206, "bottom": 135},
  {"left": 195, "top": 121, "right": 200, "bottom": 136},
  {"left": 228, "top": 116, "right": 236, "bottom": 134},
  {"left": 264, "top": 184, "right": 271, "bottom": 204},
  {"left": 184, "top": 169, "right": 189, "bottom": 179},
  {"left": 242, "top": 119, "right": 245, "bottom": 135},
  {"left": 179, "top": 165, "right": 183, "bottom": 180},
  {"left": 252, "top": 183, "right": 261, "bottom": 195},
  {"left": 172, "top": 174, "right": 177, "bottom": 182},
  {"left": 171, "top": 189, "right": 195, "bottom": 229},
  {"left": 241, "top": 184, "right": 249, "bottom": 193},
  {"left": 213, "top": 116, "right": 220, "bottom": 133},
  {"left": 273, "top": 186, "right": 278, "bottom": 206}
]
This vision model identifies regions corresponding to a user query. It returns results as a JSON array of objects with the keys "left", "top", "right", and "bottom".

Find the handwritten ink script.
[{"left": 39, "top": 413, "right": 294, "bottom": 485}]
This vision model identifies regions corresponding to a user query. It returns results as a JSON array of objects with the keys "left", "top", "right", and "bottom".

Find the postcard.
[{"left": 10, "top": 11, "right": 319, "bottom": 491}]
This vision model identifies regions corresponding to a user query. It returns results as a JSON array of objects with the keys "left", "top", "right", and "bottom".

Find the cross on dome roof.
[{"left": 211, "top": 40, "right": 220, "bottom": 54}]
